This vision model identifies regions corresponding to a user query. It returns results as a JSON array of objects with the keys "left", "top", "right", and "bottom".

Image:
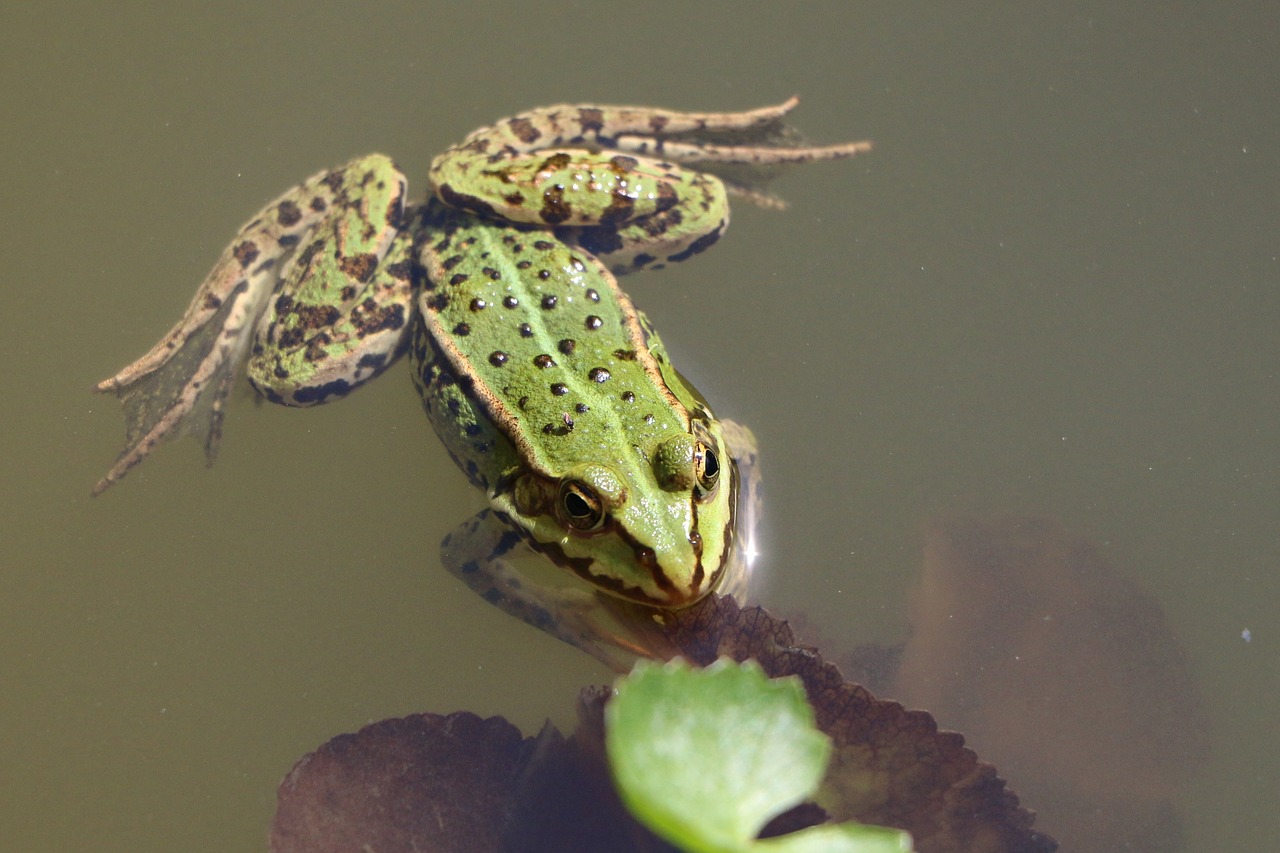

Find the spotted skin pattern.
[
  {"left": 95, "top": 99, "right": 869, "bottom": 657},
  {"left": 410, "top": 202, "right": 737, "bottom": 605}
]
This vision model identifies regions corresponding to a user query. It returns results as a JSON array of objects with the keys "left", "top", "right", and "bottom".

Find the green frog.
[{"left": 94, "top": 99, "right": 869, "bottom": 661}]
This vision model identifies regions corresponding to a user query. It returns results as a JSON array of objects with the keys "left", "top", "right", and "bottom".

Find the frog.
[{"left": 94, "top": 99, "right": 870, "bottom": 664}]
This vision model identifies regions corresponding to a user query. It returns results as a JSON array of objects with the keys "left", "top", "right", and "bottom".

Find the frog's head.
[{"left": 504, "top": 423, "right": 738, "bottom": 607}]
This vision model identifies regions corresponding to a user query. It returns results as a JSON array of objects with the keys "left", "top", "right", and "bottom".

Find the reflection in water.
[{"left": 889, "top": 517, "right": 1209, "bottom": 853}]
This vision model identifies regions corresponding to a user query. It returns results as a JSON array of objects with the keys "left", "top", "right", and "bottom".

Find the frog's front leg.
[{"left": 440, "top": 509, "right": 651, "bottom": 671}]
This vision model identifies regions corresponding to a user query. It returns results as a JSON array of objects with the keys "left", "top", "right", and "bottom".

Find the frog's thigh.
[{"left": 246, "top": 226, "right": 417, "bottom": 406}]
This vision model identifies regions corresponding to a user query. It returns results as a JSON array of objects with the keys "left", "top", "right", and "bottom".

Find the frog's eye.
[
  {"left": 694, "top": 441, "right": 720, "bottom": 498},
  {"left": 559, "top": 480, "right": 606, "bottom": 531}
]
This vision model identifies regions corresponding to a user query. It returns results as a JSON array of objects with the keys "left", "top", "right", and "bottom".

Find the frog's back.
[{"left": 411, "top": 204, "right": 694, "bottom": 491}]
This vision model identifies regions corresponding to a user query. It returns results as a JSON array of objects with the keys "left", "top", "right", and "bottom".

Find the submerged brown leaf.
[
  {"left": 269, "top": 707, "right": 675, "bottom": 853},
  {"left": 890, "top": 517, "right": 1209, "bottom": 852},
  {"left": 270, "top": 712, "right": 533, "bottom": 853}
]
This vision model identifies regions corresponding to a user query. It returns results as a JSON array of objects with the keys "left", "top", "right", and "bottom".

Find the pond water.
[{"left": 2, "top": 2, "right": 1276, "bottom": 850}]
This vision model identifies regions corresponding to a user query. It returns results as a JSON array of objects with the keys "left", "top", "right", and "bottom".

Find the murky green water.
[{"left": 3, "top": 2, "right": 1276, "bottom": 850}]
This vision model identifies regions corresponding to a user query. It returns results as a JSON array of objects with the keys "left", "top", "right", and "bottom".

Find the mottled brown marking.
[
  {"left": 507, "top": 116, "right": 541, "bottom": 144},
  {"left": 321, "top": 171, "right": 345, "bottom": 193},
  {"left": 600, "top": 190, "right": 636, "bottom": 226},
  {"left": 539, "top": 184, "right": 570, "bottom": 225},
  {"left": 283, "top": 304, "right": 342, "bottom": 347},
  {"left": 304, "top": 332, "right": 333, "bottom": 362},
  {"left": 654, "top": 182, "right": 679, "bottom": 212},
  {"left": 351, "top": 299, "right": 406, "bottom": 337},
  {"left": 539, "top": 152, "right": 573, "bottom": 172},
  {"left": 339, "top": 253, "right": 378, "bottom": 282},
  {"left": 383, "top": 259, "right": 417, "bottom": 281},
  {"left": 577, "top": 107, "right": 605, "bottom": 134},
  {"left": 233, "top": 240, "right": 260, "bottom": 268},
  {"left": 276, "top": 200, "right": 303, "bottom": 226}
]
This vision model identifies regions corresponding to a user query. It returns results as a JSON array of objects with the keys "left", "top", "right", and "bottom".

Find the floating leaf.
[{"left": 606, "top": 658, "right": 911, "bottom": 853}]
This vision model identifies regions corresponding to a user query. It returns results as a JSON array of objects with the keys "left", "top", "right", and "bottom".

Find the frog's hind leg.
[
  {"left": 93, "top": 155, "right": 411, "bottom": 495},
  {"left": 92, "top": 170, "right": 344, "bottom": 495}
]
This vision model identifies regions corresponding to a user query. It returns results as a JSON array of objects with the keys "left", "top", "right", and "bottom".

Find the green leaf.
[
  {"left": 605, "top": 657, "right": 911, "bottom": 853},
  {"left": 755, "top": 822, "right": 913, "bottom": 853}
]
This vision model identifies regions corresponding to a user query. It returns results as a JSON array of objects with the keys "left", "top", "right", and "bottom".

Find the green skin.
[{"left": 95, "top": 100, "right": 870, "bottom": 660}]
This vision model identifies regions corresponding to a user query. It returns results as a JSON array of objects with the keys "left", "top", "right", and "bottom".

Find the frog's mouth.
[{"left": 525, "top": 457, "right": 739, "bottom": 608}]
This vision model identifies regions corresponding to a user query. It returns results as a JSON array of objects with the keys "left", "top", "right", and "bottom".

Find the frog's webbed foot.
[
  {"left": 608, "top": 97, "right": 872, "bottom": 209},
  {"left": 92, "top": 235, "right": 287, "bottom": 496}
]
